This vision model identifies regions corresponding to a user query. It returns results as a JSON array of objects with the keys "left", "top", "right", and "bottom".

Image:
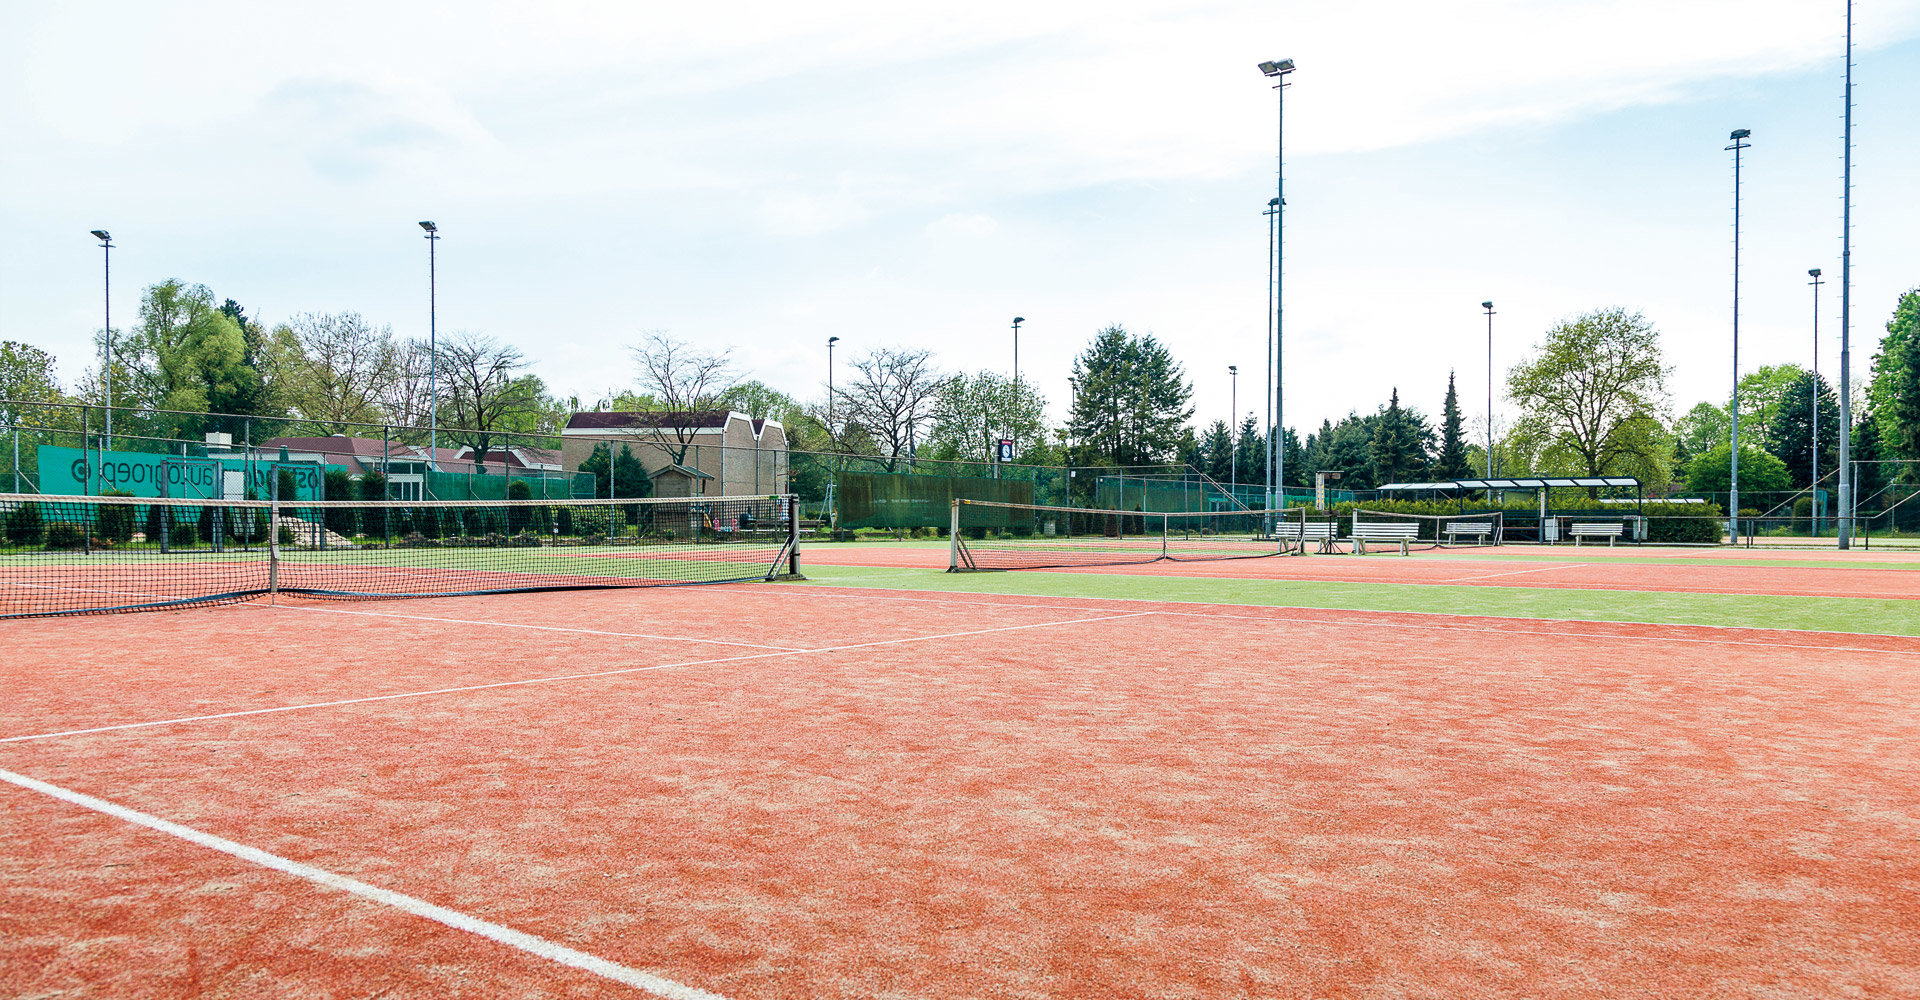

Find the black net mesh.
[
  {"left": 0, "top": 493, "right": 795, "bottom": 618},
  {"left": 950, "top": 500, "right": 1306, "bottom": 571}
]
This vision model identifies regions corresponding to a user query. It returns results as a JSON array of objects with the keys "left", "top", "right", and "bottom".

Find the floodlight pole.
[
  {"left": 420, "top": 221, "right": 440, "bottom": 471},
  {"left": 92, "top": 230, "right": 114, "bottom": 452},
  {"left": 1263, "top": 197, "right": 1279, "bottom": 516},
  {"left": 1011, "top": 316, "right": 1024, "bottom": 457},
  {"left": 1837, "top": 0, "right": 1855, "bottom": 549},
  {"left": 1228, "top": 365, "right": 1238, "bottom": 496},
  {"left": 1259, "top": 58, "right": 1295, "bottom": 517},
  {"left": 1809, "top": 268, "right": 1824, "bottom": 531},
  {"left": 1725, "top": 129, "right": 1751, "bottom": 541},
  {"left": 1482, "top": 301, "right": 1495, "bottom": 497}
]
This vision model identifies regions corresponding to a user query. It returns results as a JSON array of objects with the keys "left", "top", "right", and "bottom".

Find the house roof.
[
  {"left": 258, "top": 436, "right": 561, "bottom": 473},
  {"left": 648, "top": 462, "right": 714, "bottom": 481},
  {"left": 566, "top": 410, "right": 731, "bottom": 431}
]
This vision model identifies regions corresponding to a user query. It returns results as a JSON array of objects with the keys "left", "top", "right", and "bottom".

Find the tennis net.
[
  {"left": 949, "top": 499, "right": 1306, "bottom": 571},
  {"left": 0, "top": 493, "right": 798, "bottom": 618}
]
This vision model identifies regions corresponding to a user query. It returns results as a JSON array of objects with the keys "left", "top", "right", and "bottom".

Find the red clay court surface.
[
  {"left": 4, "top": 581, "right": 1920, "bottom": 998},
  {"left": 806, "top": 542, "right": 1920, "bottom": 600}
]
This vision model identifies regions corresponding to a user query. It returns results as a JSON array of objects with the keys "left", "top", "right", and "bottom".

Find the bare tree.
[
  {"left": 435, "top": 332, "right": 547, "bottom": 466},
  {"left": 381, "top": 338, "right": 436, "bottom": 436},
  {"left": 629, "top": 332, "right": 740, "bottom": 464},
  {"left": 835, "top": 348, "right": 947, "bottom": 470},
  {"left": 265, "top": 312, "right": 400, "bottom": 434}
]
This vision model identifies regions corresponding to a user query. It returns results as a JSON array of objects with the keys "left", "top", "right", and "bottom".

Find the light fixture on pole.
[
  {"left": 1837, "top": 0, "right": 1856, "bottom": 549},
  {"left": 1809, "top": 268, "right": 1824, "bottom": 532},
  {"left": 1227, "top": 365, "right": 1239, "bottom": 496},
  {"left": 418, "top": 221, "right": 440, "bottom": 470},
  {"left": 1725, "top": 128, "right": 1751, "bottom": 541},
  {"left": 826, "top": 335, "right": 840, "bottom": 445},
  {"left": 1258, "top": 57, "right": 1294, "bottom": 515},
  {"left": 91, "top": 230, "right": 114, "bottom": 452},
  {"left": 1482, "top": 301, "right": 1495, "bottom": 499}
]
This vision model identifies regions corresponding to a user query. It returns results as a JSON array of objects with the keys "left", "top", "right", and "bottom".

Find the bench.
[
  {"left": 1279, "top": 521, "right": 1338, "bottom": 555},
  {"left": 1351, "top": 521, "right": 1420, "bottom": 556},
  {"left": 1443, "top": 521, "right": 1495, "bottom": 545},
  {"left": 1570, "top": 522, "right": 1625, "bottom": 546}
]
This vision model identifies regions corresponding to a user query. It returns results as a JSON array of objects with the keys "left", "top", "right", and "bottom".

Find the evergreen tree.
[
  {"left": 1436, "top": 371, "right": 1471, "bottom": 479},
  {"left": 1067, "top": 326, "right": 1195, "bottom": 466},
  {"left": 1765, "top": 371, "right": 1841, "bottom": 490},
  {"left": 1200, "top": 419, "right": 1235, "bottom": 483},
  {"left": 1235, "top": 414, "right": 1267, "bottom": 486},
  {"left": 1368, "top": 389, "right": 1429, "bottom": 485}
]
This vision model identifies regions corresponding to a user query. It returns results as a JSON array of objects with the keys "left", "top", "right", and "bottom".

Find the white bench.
[
  {"left": 1279, "top": 521, "right": 1338, "bottom": 554},
  {"left": 1570, "top": 522, "right": 1625, "bottom": 546},
  {"left": 1443, "top": 521, "right": 1495, "bottom": 545},
  {"left": 1351, "top": 521, "right": 1420, "bottom": 555}
]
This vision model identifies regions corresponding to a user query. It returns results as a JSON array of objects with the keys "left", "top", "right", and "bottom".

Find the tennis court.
[{"left": 4, "top": 496, "right": 1918, "bottom": 998}]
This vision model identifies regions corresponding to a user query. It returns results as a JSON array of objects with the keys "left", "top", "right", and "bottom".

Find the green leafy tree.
[
  {"left": 265, "top": 312, "right": 401, "bottom": 433},
  {"left": 0, "top": 341, "right": 65, "bottom": 428},
  {"left": 1765, "top": 372, "right": 1841, "bottom": 489},
  {"left": 1850, "top": 411, "right": 1892, "bottom": 506},
  {"left": 1067, "top": 325, "right": 1194, "bottom": 467},
  {"left": 1671, "top": 401, "right": 1729, "bottom": 466},
  {"left": 581, "top": 442, "right": 653, "bottom": 500},
  {"left": 1435, "top": 372, "right": 1470, "bottom": 479},
  {"left": 1731, "top": 364, "right": 1804, "bottom": 453},
  {"left": 125, "top": 280, "right": 270, "bottom": 437},
  {"left": 1686, "top": 443, "right": 1790, "bottom": 502},
  {"left": 1866, "top": 288, "right": 1920, "bottom": 449},
  {"left": 1507, "top": 307, "right": 1672, "bottom": 484},
  {"left": 927, "top": 370, "right": 1048, "bottom": 463}
]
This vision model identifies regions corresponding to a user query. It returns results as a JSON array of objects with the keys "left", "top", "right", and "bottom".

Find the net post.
[
  {"left": 786, "top": 494, "right": 801, "bottom": 578},
  {"left": 1160, "top": 513, "right": 1169, "bottom": 559},
  {"left": 949, "top": 499, "right": 961, "bottom": 571},
  {"left": 268, "top": 493, "right": 280, "bottom": 599}
]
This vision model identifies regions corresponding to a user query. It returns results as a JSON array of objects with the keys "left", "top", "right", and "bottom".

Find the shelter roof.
[{"left": 1377, "top": 477, "right": 1641, "bottom": 491}]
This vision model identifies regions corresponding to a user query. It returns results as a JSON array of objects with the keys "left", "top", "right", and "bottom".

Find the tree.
[
  {"left": 1199, "top": 419, "right": 1234, "bottom": 483},
  {"left": 382, "top": 339, "right": 436, "bottom": 436},
  {"left": 1235, "top": 415, "right": 1267, "bottom": 487},
  {"left": 718, "top": 381, "right": 800, "bottom": 423},
  {"left": 1368, "top": 388, "right": 1430, "bottom": 485},
  {"left": 266, "top": 312, "right": 400, "bottom": 433},
  {"left": 1507, "top": 307, "right": 1672, "bottom": 482},
  {"left": 1765, "top": 372, "right": 1841, "bottom": 490},
  {"left": 434, "top": 332, "right": 546, "bottom": 466},
  {"left": 0, "top": 341, "right": 64, "bottom": 428},
  {"left": 581, "top": 442, "right": 653, "bottom": 499},
  {"left": 1867, "top": 288, "right": 1920, "bottom": 449},
  {"left": 124, "top": 280, "right": 268, "bottom": 438},
  {"left": 1732, "top": 364, "right": 1804, "bottom": 453},
  {"left": 1686, "top": 443, "right": 1790, "bottom": 501},
  {"left": 1435, "top": 372, "right": 1471, "bottom": 479},
  {"left": 926, "top": 370, "right": 1047, "bottom": 464},
  {"left": 629, "top": 332, "right": 741, "bottom": 465},
  {"left": 1067, "top": 325, "right": 1193, "bottom": 467},
  {"left": 1671, "top": 401, "right": 1729, "bottom": 466},
  {"left": 834, "top": 348, "right": 948, "bottom": 470}
]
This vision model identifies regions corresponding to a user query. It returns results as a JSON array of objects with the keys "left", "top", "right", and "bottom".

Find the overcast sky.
[{"left": 3, "top": 0, "right": 1918, "bottom": 438}]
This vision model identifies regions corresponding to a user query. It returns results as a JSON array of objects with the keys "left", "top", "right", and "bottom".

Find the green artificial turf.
[{"left": 792, "top": 564, "right": 1920, "bottom": 637}]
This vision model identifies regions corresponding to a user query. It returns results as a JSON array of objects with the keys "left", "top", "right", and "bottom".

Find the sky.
[{"left": 3, "top": 0, "right": 1918, "bottom": 441}]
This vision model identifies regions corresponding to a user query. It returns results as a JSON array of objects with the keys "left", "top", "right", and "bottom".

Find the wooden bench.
[
  {"left": 1569, "top": 522, "right": 1625, "bottom": 546},
  {"left": 1443, "top": 521, "right": 1495, "bottom": 545},
  {"left": 1279, "top": 521, "right": 1338, "bottom": 554},
  {"left": 1351, "top": 521, "right": 1419, "bottom": 555}
]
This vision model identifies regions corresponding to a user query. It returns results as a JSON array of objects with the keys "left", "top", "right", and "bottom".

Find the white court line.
[
  {"left": 2, "top": 611, "right": 1153, "bottom": 744},
  {"left": 1439, "top": 563, "right": 1587, "bottom": 584},
  {"left": 263, "top": 604, "right": 806, "bottom": 652},
  {"left": 0, "top": 767, "right": 725, "bottom": 999},
  {"left": 779, "top": 583, "right": 1920, "bottom": 645}
]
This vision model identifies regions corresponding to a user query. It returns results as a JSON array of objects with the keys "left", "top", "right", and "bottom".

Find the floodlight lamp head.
[
  {"left": 1013, "top": 317, "right": 1024, "bottom": 326},
  {"left": 90, "top": 229, "right": 112, "bottom": 242},
  {"left": 1268, "top": 197, "right": 1280, "bottom": 207},
  {"left": 1809, "top": 268, "right": 1822, "bottom": 278},
  {"left": 1729, "top": 128, "right": 1751, "bottom": 140},
  {"left": 1482, "top": 301, "right": 1494, "bottom": 310},
  {"left": 1258, "top": 59, "right": 1295, "bottom": 77},
  {"left": 827, "top": 335, "right": 840, "bottom": 345},
  {"left": 418, "top": 220, "right": 438, "bottom": 233}
]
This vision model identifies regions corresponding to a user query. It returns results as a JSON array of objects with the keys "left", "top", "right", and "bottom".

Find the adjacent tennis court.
[{"left": 3, "top": 495, "right": 1917, "bottom": 998}]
